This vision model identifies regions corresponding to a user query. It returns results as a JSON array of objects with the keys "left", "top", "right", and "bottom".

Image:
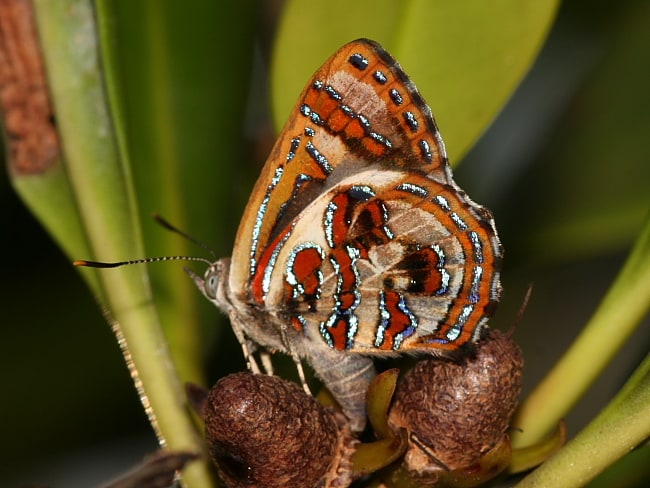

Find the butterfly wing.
[{"left": 228, "top": 38, "right": 502, "bottom": 354}]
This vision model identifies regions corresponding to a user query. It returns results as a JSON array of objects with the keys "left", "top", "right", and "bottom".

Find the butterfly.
[
  {"left": 77, "top": 39, "right": 502, "bottom": 433},
  {"left": 190, "top": 38, "right": 503, "bottom": 430}
]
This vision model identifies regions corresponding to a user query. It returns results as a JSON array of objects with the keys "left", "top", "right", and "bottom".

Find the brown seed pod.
[
  {"left": 388, "top": 329, "right": 523, "bottom": 485},
  {"left": 203, "top": 372, "right": 357, "bottom": 488}
]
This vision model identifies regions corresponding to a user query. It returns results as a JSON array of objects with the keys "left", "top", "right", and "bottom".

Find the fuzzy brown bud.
[
  {"left": 388, "top": 329, "right": 523, "bottom": 485},
  {"left": 203, "top": 372, "right": 357, "bottom": 488}
]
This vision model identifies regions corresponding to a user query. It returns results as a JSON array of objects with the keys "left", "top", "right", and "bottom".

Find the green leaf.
[{"left": 272, "top": 0, "right": 559, "bottom": 163}]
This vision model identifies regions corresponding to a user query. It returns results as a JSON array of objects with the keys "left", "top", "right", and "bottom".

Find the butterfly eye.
[{"left": 204, "top": 270, "right": 220, "bottom": 299}]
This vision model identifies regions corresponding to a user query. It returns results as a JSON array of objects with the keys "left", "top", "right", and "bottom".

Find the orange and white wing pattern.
[{"left": 229, "top": 39, "right": 502, "bottom": 355}]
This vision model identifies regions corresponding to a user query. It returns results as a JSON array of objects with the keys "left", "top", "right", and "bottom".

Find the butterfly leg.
[
  {"left": 292, "top": 354, "right": 312, "bottom": 395},
  {"left": 229, "top": 313, "right": 263, "bottom": 374},
  {"left": 280, "top": 326, "right": 313, "bottom": 394},
  {"left": 308, "top": 346, "right": 376, "bottom": 432},
  {"left": 259, "top": 350, "right": 274, "bottom": 375},
  {"left": 242, "top": 340, "right": 262, "bottom": 374}
]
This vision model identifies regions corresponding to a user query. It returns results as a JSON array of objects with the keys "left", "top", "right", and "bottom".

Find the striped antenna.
[
  {"left": 73, "top": 255, "right": 212, "bottom": 268},
  {"left": 73, "top": 213, "right": 216, "bottom": 269},
  {"left": 152, "top": 212, "right": 217, "bottom": 260}
]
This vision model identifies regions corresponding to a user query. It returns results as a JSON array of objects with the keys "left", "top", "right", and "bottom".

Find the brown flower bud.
[
  {"left": 388, "top": 329, "right": 523, "bottom": 485},
  {"left": 203, "top": 372, "right": 357, "bottom": 488}
]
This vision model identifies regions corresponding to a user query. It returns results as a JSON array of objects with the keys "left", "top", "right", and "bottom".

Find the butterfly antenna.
[
  {"left": 73, "top": 214, "right": 217, "bottom": 269},
  {"left": 152, "top": 212, "right": 218, "bottom": 260},
  {"left": 507, "top": 284, "right": 534, "bottom": 337},
  {"left": 73, "top": 255, "right": 213, "bottom": 268}
]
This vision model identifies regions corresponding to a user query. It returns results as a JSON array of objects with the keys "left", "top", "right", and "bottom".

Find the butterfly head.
[{"left": 184, "top": 258, "right": 231, "bottom": 312}]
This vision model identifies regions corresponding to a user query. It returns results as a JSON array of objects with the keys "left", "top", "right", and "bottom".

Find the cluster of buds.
[
  {"left": 386, "top": 329, "right": 524, "bottom": 487},
  {"left": 190, "top": 329, "right": 523, "bottom": 487}
]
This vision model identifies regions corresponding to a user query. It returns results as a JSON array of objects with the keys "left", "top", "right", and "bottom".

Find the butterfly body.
[{"left": 191, "top": 39, "right": 502, "bottom": 432}]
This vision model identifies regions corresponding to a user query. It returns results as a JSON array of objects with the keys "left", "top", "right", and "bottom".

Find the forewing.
[{"left": 229, "top": 39, "right": 450, "bottom": 297}]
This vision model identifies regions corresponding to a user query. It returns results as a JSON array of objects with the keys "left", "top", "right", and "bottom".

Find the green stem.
[
  {"left": 516, "top": 352, "right": 650, "bottom": 487},
  {"left": 31, "top": 1, "right": 214, "bottom": 485}
]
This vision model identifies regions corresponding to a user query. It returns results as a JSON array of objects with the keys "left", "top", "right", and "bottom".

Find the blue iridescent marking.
[
  {"left": 432, "top": 244, "right": 450, "bottom": 295},
  {"left": 448, "top": 305, "right": 474, "bottom": 341},
  {"left": 374, "top": 70, "right": 387, "bottom": 84},
  {"left": 375, "top": 291, "right": 389, "bottom": 347},
  {"left": 319, "top": 244, "right": 362, "bottom": 350},
  {"left": 333, "top": 101, "right": 392, "bottom": 148},
  {"left": 325, "top": 85, "right": 342, "bottom": 101},
  {"left": 380, "top": 201, "right": 394, "bottom": 239},
  {"left": 369, "top": 131, "right": 392, "bottom": 148},
  {"left": 403, "top": 111, "right": 419, "bottom": 132},
  {"left": 357, "top": 114, "right": 371, "bottom": 130},
  {"left": 396, "top": 182, "right": 428, "bottom": 198},
  {"left": 295, "top": 314, "right": 308, "bottom": 330},
  {"left": 375, "top": 291, "right": 418, "bottom": 350},
  {"left": 419, "top": 139, "right": 433, "bottom": 162},
  {"left": 250, "top": 167, "right": 284, "bottom": 275},
  {"left": 393, "top": 293, "right": 418, "bottom": 350},
  {"left": 346, "top": 245, "right": 362, "bottom": 300},
  {"left": 261, "top": 224, "right": 294, "bottom": 298},
  {"left": 287, "top": 136, "right": 300, "bottom": 162},
  {"left": 349, "top": 185, "right": 375, "bottom": 201},
  {"left": 347, "top": 314, "right": 359, "bottom": 349},
  {"left": 300, "top": 104, "right": 324, "bottom": 125},
  {"left": 446, "top": 324, "right": 462, "bottom": 342},
  {"left": 341, "top": 104, "right": 354, "bottom": 117},
  {"left": 433, "top": 195, "right": 451, "bottom": 212},
  {"left": 451, "top": 212, "right": 469, "bottom": 231},
  {"left": 389, "top": 88, "right": 403, "bottom": 105},
  {"left": 469, "top": 266, "right": 483, "bottom": 304},
  {"left": 324, "top": 200, "right": 337, "bottom": 248},
  {"left": 319, "top": 320, "right": 335, "bottom": 349},
  {"left": 305, "top": 142, "right": 332, "bottom": 173},
  {"left": 469, "top": 231, "right": 484, "bottom": 263},
  {"left": 349, "top": 53, "right": 369, "bottom": 70}
]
